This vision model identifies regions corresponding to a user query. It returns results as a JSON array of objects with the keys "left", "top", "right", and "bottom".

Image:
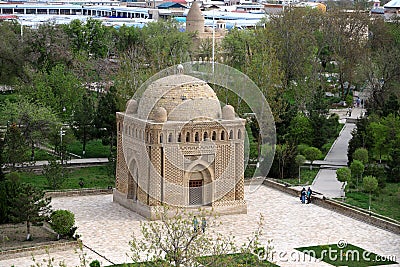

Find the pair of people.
[
  {"left": 193, "top": 216, "right": 206, "bottom": 233},
  {"left": 300, "top": 187, "right": 312, "bottom": 204}
]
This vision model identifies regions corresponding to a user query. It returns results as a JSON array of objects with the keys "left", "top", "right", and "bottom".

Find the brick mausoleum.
[{"left": 113, "top": 69, "right": 247, "bottom": 219}]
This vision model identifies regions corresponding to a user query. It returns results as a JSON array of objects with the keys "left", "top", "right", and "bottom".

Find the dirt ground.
[{"left": 0, "top": 223, "right": 62, "bottom": 251}]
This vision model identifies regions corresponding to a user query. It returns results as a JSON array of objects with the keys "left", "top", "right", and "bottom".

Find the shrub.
[
  {"left": 50, "top": 210, "right": 75, "bottom": 238},
  {"left": 397, "top": 188, "right": 400, "bottom": 203},
  {"left": 364, "top": 163, "right": 386, "bottom": 188},
  {"left": 353, "top": 148, "right": 369, "bottom": 165},
  {"left": 297, "top": 144, "right": 310, "bottom": 155},
  {"left": 89, "top": 260, "right": 101, "bottom": 267}
]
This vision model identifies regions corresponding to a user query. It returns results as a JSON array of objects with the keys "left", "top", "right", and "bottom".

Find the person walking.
[
  {"left": 347, "top": 107, "right": 352, "bottom": 117},
  {"left": 300, "top": 187, "right": 306, "bottom": 204},
  {"left": 306, "top": 187, "right": 313, "bottom": 204},
  {"left": 193, "top": 216, "right": 199, "bottom": 233},
  {"left": 201, "top": 217, "right": 207, "bottom": 233}
]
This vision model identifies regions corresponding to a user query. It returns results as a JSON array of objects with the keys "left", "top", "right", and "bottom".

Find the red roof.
[
  {"left": 164, "top": 0, "right": 187, "bottom": 4},
  {"left": 0, "top": 15, "right": 18, "bottom": 20}
]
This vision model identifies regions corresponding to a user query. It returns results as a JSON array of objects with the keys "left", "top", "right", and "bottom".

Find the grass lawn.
[
  {"left": 277, "top": 168, "right": 319, "bottom": 186},
  {"left": 17, "top": 166, "right": 114, "bottom": 190},
  {"left": 296, "top": 243, "right": 397, "bottom": 267},
  {"left": 198, "top": 253, "right": 279, "bottom": 266},
  {"left": 31, "top": 148, "right": 57, "bottom": 161},
  {"left": 67, "top": 139, "right": 110, "bottom": 158},
  {"left": 341, "top": 182, "right": 400, "bottom": 221},
  {"left": 107, "top": 253, "right": 278, "bottom": 267},
  {"left": 107, "top": 261, "right": 169, "bottom": 267}
]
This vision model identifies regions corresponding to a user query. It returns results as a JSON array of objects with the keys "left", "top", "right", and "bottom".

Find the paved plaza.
[{"left": 1, "top": 185, "right": 399, "bottom": 267}]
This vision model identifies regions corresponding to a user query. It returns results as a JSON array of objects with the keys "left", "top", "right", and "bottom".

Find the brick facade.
[{"left": 114, "top": 74, "right": 247, "bottom": 219}]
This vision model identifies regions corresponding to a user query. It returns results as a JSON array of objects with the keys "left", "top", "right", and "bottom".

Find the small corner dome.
[
  {"left": 137, "top": 74, "right": 221, "bottom": 122},
  {"left": 222, "top": 105, "right": 235, "bottom": 120},
  {"left": 126, "top": 99, "right": 138, "bottom": 114},
  {"left": 152, "top": 107, "right": 167, "bottom": 122}
]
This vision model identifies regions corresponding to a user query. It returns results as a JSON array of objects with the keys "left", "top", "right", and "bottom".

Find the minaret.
[{"left": 186, "top": 1, "right": 204, "bottom": 34}]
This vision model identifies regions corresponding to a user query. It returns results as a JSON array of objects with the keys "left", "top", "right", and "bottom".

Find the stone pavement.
[
  {"left": 1, "top": 185, "right": 399, "bottom": 267},
  {"left": 312, "top": 106, "right": 365, "bottom": 198}
]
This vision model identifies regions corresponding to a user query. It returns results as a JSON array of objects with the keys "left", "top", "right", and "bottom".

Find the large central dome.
[{"left": 137, "top": 74, "right": 222, "bottom": 122}]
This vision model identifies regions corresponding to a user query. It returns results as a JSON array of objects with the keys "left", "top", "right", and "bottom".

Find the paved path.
[
  {"left": 312, "top": 107, "right": 364, "bottom": 198},
  {"left": 12, "top": 158, "right": 109, "bottom": 168},
  {"left": 1, "top": 186, "right": 399, "bottom": 267}
]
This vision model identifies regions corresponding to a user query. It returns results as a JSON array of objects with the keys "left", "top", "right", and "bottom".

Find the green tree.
[
  {"left": 0, "top": 21, "right": 27, "bottom": 84},
  {"left": 295, "top": 154, "right": 306, "bottom": 183},
  {"left": 353, "top": 147, "right": 369, "bottom": 165},
  {"left": 71, "top": 93, "right": 96, "bottom": 157},
  {"left": 362, "top": 175, "right": 378, "bottom": 213},
  {"left": 274, "top": 143, "right": 297, "bottom": 179},
  {"left": 95, "top": 86, "right": 122, "bottom": 155},
  {"left": 50, "top": 210, "right": 75, "bottom": 239},
  {"left": 25, "top": 22, "right": 72, "bottom": 72},
  {"left": 1, "top": 98, "right": 60, "bottom": 161},
  {"left": 368, "top": 121, "right": 389, "bottom": 163},
  {"left": 3, "top": 123, "right": 28, "bottom": 169},
  {"left": 8, "top": 183, "right": 52, "bottom": 240},
  {"left": 20, "top": 64, "right": 85, "bottom": 121},
  {"left": 0, "top": 172, "right": 22, "bottom": 224},
  {"left": 336, "top": 167, "right": 351, "bottom": 184},
  {"left": 129, "top": 206, "right": 266, "bottom": 267},
  {"left": 362, "top": 18, "right": 400, "bottom": 114},
  {"left": 42, "top": 159, "right": 67, "bottom": 190},
  {"left": 63, "top": 18, "right": 113, "bottom": 59},
  {"left": 286, "top": 113, "right": 313, "bottom": 145},
  {"left": 321, "top": 10, "right": 369, "bottom": 100},
  {"left": 304, "top": 147, "right": 322, "bottom": 170},
  {"left": 350, "top": 160, "right": 364, "bottom": 189},
  {"left": 388, "top": 136, "right": 400, "bottom": 182}
]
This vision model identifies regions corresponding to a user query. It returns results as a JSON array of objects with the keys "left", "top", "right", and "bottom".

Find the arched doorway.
[
  {"left": 189, "top": 171, "right": 203, "bottom": 205},
  {"left": 188, "top": 166, "right": 212, "bottom": 206}
]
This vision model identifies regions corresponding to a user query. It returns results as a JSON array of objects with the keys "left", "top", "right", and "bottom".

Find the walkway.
[
  {"left": 311, "top": 107, "right": 364, "bottom": 198},
  {"left": 1, "top": 186, "right": 398, "bottom": 267},
  {"left": 11, "top": 158, "right": 109, "bottom": 169}
]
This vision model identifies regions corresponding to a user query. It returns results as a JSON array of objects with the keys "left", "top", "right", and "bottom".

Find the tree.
[
  {"left": 321, "top": 10, "right": 369, "bottom": 100},
  {"left": 336, "top": 167, "right": 351, "bottom": 184},
  {"left": 363, "top": 175, "right": 378, "bottom": 213},
  {"left": 368, "top": 121, "right": 388, "bottom": 163},
  {"left": 362, "top": 18, "right": 400, "bottom": 115},
  {"left": 25, "top": 22, "right": 72, "bottom": 72},
  {"left": 285, "top": 113, "right": 313, "bottom": 145},
  {"left": 350, "top": 160, "right": 364, "bottom": 189},
  {"left": 0, "top": 21, "right": 27, "bottom": 84},
  {"left": 42, "top": 159, "right": 67, "bottom": 190},
  {"left": 353, "top": 147, "right": 369, "bottom": 165},
  {"left": 71, "top": 93, "right": 96, "bottom": 156},
  {"left": 304, "top": 147, "right": 322, "bottom": 170},
  {"left": 62, "top": 18, "right": 113, "bottom": 59},
  {"left": 295, "top": 154, "right": 306, "bottom": 183},
  {"left": 1, "top": 98, "right": 60, "bottom": 161},
  {"left": 3, "top": 123, "right": 29, "bottom": 169},
  {"left": 387, "top": 137, "right": 400, "bottom": 183},
  {"left": 336, "top": 167, "right": 351, "bottom": 200},
  {"left": 95, "top": 86, "right": 122, "bottom": 155},
  {"left": 50, "top": 210, "right": 75, "bottom": 239},
  {"left": 8, "top": 183, "right": 52, "bottom": 240},
  {"left": 274, "top": 143, "right": 297, "bottom": 179},
  {"left": 129, "top": 206, "right": 266, "bottom": 267},
  {"left": 20, "top": 64, "right": 85, "bottom": 121}
]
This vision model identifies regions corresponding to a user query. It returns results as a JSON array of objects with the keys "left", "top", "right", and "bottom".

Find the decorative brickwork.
[{"left": 114, "top": 74, "right": 247, "bottom": 219}]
